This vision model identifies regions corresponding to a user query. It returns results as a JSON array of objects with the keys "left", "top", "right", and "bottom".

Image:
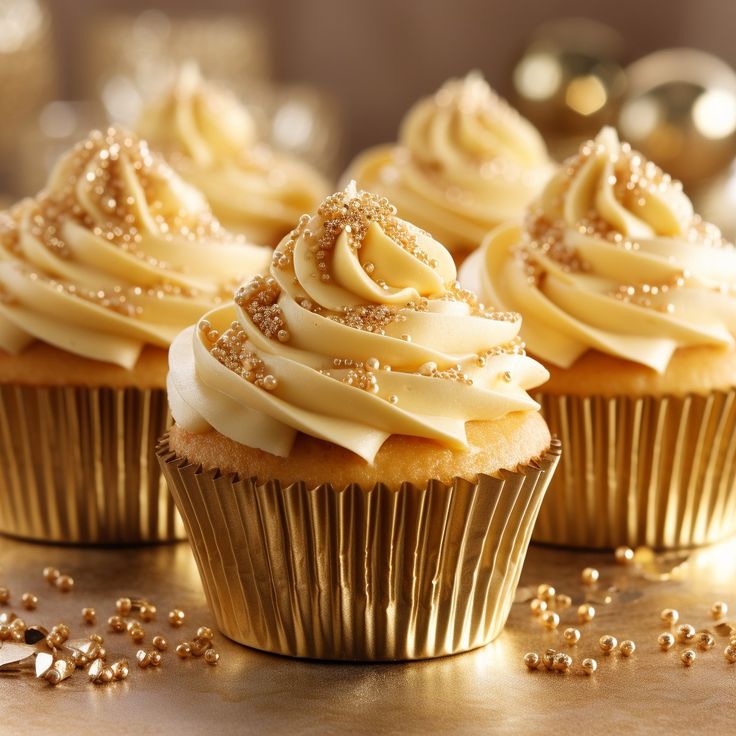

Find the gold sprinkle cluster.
[
  {"left": 234, "top": 275, "right": 290, "bottom": 343},
  {"left": 200, "top": 319, "right": 279, "bottom": 392}
]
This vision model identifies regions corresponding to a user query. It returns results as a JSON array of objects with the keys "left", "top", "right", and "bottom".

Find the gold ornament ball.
[
  {"left": 523, "top": 652, "right": 540, "bottom": 670},
  {"left": 619, "top": 48, "right": 736, "bottom": 186},
  {"left": 658, "top": 632, "right": 676, "bottom": 651},
  {"left": 681, "top": 649, "right": 696, "bottom": 667},
  {"left": 581, "top": 658, "right": 597, "bottom": 675},
  {"left": 620, "top": 640, "right": 636, "bottom": 657},
  {"left": 512, "top": 18, "right": 626, "bottom": 139}
]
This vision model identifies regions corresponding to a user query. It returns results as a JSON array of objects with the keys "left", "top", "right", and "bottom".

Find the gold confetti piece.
[
  {"left": 34, "top": 652, "right": 54, "bottom": 678},
  {"left": 0, "top": 642, "right": 36, "bottom": 669}
]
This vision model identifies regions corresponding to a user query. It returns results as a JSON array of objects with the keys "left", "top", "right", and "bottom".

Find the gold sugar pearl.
[
  {"left": 563, "top": 627, "right": 581, "bottom": 645},
  {"left": 711, "top": 601, "right": 728, "bottom": 619},
  {"left": 523, "top": 652, "right": 540, "bottom": 670},
  {"left": 581, "top": 658, "right": 597, "bottom": 675},
  {"left": 552, "top": 652, "right": 572, "bottom": 672},
  {"left": 140, "top": 603, "right": 157, "bottom": 622},
  {"left": 82, "top": 607, "right": 96, "bottom": 624},
  {"left": 541, "top": 611, "right": 560, "bottom": 630},
  {"left": 175, "top": 642, "right": 191, "bottom": 658},
  {"left": 90, "top": 633, "right": 104, "bottom": 644},
  {"left": 21, "top": 593, "right": 38, "bottom": 610},
  {"left": 614, "top": 546, "right": 635, "bottom": 565},
  {"left": 676, "top": 624, "right": 696, "bottom": 643},
  {"left": 555, "top": 594, "right": 572, "bottom": 609},
  {"left": 56, "top": 575, "right": 74, "bottom": 592},
  {"left": 581, "top": 567, "right": 599, "bottom": 586},
  {"left": 136, "top": 650, "right": 151, "bottom": 669},
  {"left": 128, "top": 624, "right": 145, "bottom": 643},
  {"left": 542, "top": 649, "right": 557, "bottom": 670},
  {"left": 152, "top": 635, "right": 167, "bottom": 652},
  {"left": 724, "top": 645, "right": 736, "bottom": 664},
  {"left": 112, "top": 660, "right": 129, "bottom": 680},
  {"left": 149, "top": 651, "right": 162, "bottom": 667},
  {"left": 660, "top": 608, "right": 679, "bottom": 626},
  {"left": 658, "top": 632, "right": 676, "bottom": 651},
  {"left": 43, "top": 567, "right": 60, "bottom": 583},
  {"left": 108, "top": 615, "right": 126, "bottom": 633},
  {"left": 599, "top": 635, "right": 618, "bottom": 653},
  {"left": 681, "top": 649, "right": 696, "bottom": 667},
  {"left": 116, "top": 597, "right": 132, "bottom": 616},
  {"left": 204, "top": 649, "right": 220, "bottom": 666},
  {"left": 196, "top": 626, "right": 214, "bottom": 641},
  {"left": 99, "top": 667, "right": 114, "bottom": 684},
  {"left": 577, "top": 604, "right": 595, "bottom": 623},
  {"left": 168, "top": 609, "right": 186, "bottom": 627},
  {"left": 696, "top": 632, "right": 715, "bottom": 651},
  {"left": 530, "top": 598, "right": 547, "bottom": 616},
  {"left": 0, "top": 587, "right": 9, "bottom": 604},
  {"left": 620, "top": 640, "right": 636, "bottom": 657},
  {"left": 537, "top": 584, "right": 555, "bottom": 601},
  {"left": 0, "top": 624, "right": 10, "bottom": 641}
]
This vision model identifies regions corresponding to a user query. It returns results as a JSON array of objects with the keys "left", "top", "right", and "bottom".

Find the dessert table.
[{"left": 0, "top": 536, "right": 733, "bottom": 735}]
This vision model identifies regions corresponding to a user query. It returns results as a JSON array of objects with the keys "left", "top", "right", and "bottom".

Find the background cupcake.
[
  {"left": 0, "top": 127, "right": 271, "bottom": 544},
  {"left": 138, "top": 64, "right": 331, "bottom": 247},
  {"left": 159, "top": 183, "right": 560, "bottom": 661},
  {"left": 462, "top": 126, "right": 736, "bottom": 549},
  {"left": 342, "top": 72, "right": 555, "bottom": 261}
]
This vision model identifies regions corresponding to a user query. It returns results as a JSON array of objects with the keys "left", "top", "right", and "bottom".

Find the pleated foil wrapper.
[
  {"left": 157, "top": 435, "right": 561, "bottom": 661},
  {"left": 0, "top": 384, "right": 184, "bottom": 544},
  {"left": 534, "top": 389, "right": 736, "bottom": 550}
]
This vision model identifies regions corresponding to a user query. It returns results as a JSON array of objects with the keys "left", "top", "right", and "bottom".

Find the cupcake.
[
  {"left": 342, "top": 71, "right": 554, "bottom": 261},
  {"left": 137, "top": 64, "right": 330, "bottom": 246},
  {"left": 0, "top": 127, "right": 271, "bottom": 544},
  {"left": 158, "top": 183, "right": 560, "bottom": 660},
  {"left": 461, "top": 126, "right": 736, "bottom": 549}
]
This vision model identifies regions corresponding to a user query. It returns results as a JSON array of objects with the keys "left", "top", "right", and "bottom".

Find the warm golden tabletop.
[{"left": 0, "top": 536, "right": 734, "bottom": 735}]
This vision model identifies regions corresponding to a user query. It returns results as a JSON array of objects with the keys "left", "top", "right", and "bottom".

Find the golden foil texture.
[
  {"left": 534, "top": 390, "right": 736, "bottom": 549},
  {"left": 0, "top": 385, "right": 183, "bottom": 544},
  {"left": 157, "top": 436, "right": 561, "bottom": 661}
]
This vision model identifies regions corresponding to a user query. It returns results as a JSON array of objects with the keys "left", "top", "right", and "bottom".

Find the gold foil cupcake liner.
[
  {"left": 157, "top": 436, "right": 561, "bottom": 661},
  {"left": 0, "top": 384, "right": 184, "bottom": 544},
  {"left": 534, "top": 389, "right": 736, "bottom": 550}
]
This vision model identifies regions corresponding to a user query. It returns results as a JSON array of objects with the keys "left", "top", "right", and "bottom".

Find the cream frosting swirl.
[
  {"left": 0, "top": 128, "right": 271, "bottom": 369},
  {"left": 168, "top": 183, "right": 549, "bottom": 462},
  {"left": 137, "top": 65, "right": 330, "bottom": 246},
  {"left": 461, "top": 127, "right": 736, "bottom": 372},
  {"left": 342, "top": 72, "right": 554, "bottom": 254}
]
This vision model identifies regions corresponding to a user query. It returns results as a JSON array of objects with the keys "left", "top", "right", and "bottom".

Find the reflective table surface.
[{"left": 0, "top": 535, "right": 734, "bottom": 735}]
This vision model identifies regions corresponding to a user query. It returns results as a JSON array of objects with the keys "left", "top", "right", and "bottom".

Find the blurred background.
[{"left": 3, "top": 0, "right": 736, "bottom": 233}]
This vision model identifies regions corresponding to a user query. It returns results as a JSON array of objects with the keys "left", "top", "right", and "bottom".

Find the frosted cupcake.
[
  {"left": 158, "top": 183, "right": 560, "bottom": 660},
  {"left": 138, "top": 65, "right": 330, "bottom": 246},
  {"left": 0, "top": 127, "right": 271, "bottom": 543},
  {"left": 342, "top": 72, "right": 554, "bottom": 261},
  {"left": 462, "top": 126, "right": 736, "bottom": 549}
]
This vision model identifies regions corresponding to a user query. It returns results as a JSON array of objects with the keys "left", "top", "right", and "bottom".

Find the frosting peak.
[
  {"left": 343, "top": 72, "right": 554, "bottom": 254},
  {"left": 168, "top": 185, "right": 549, "bottom": 462},
  {"left": 0, "top": 127, "right": 271, "bottom": 368},
  {"left": 463, "top": 126, "right": 736, "bottom": 373},
  {"left": 137, "top": 65, "right": 330, "bottom": 245}
]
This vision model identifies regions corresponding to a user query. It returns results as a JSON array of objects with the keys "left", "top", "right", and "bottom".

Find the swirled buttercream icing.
[
  {"left": 461, "top": 126, "right": 736, "bottom": 372},
  {"left": 168, "top": 183, "right": 549, "bottom": 462},
  {"left": 0, "top": 127, "right": 271, "bottom": 369},
  {"left": 137, "top": 65, "right": 330, "bottom": 246},
  {"left": 342, "top": 72, "right": 554, "bottom": 254}
]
